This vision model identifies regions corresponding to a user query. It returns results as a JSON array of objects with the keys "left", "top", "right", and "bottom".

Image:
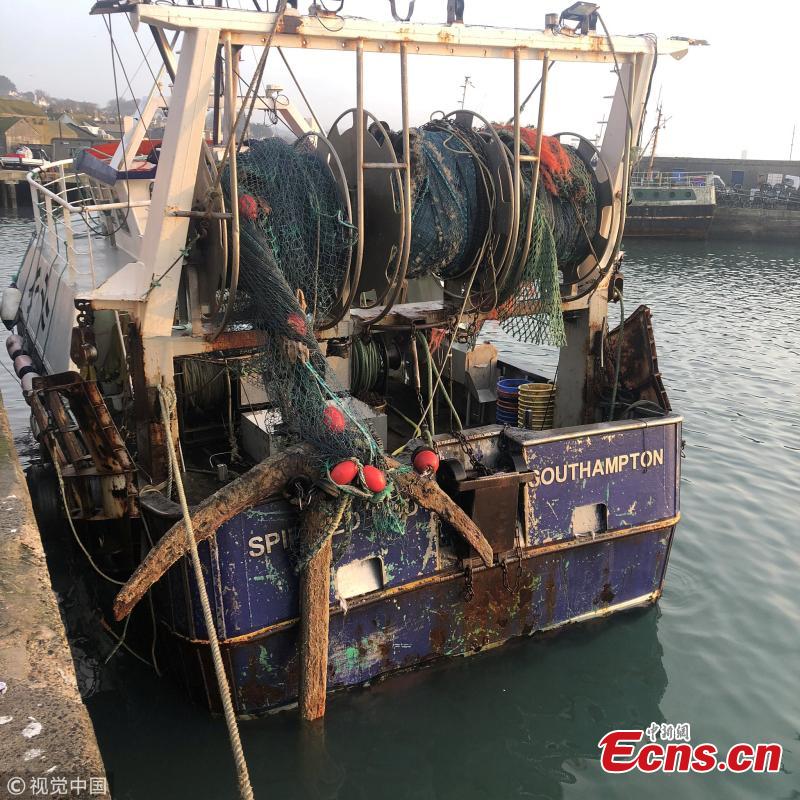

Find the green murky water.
[{"left": 1, "top": 212, "right": 798, "bottom": 799}]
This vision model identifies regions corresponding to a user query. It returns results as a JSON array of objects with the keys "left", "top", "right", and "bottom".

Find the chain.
[
  {"left": 500, "top": 558, "right": 513, "bottom": 594},
  {"left": 454, "top": 313, "right": 480, "bottom": 349},
  {"left": 452, "top": 428, "right": 492, "bottom": 476},
  {"left": 288, "top": 477, "right": 314, "bottom": 512},
  {"left": 463, "top": 563, "right": 475, "bottom": 602},
  {"left": 410, "top": 325, "right": 431, "bottom": 443},
  {"left": 74, "top": 300, "right": 97, "bottom": 370},
  {"left": 76, "top": 299, "right": 93, "bottom": 329},
  {"left": 500, "top": 543, "right": 527, "bottom": 595}
]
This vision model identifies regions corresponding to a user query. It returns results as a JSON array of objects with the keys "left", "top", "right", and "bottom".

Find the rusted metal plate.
[
  {"left": 444, "top": 472, "right": 521, "bottom": 556},
  {"left": 163, "top": 523, "right": 675, "bottom": 716},
  {"left": 511, "top": 416, "right": 681, "bottom": 546},
  {"left": 30, "top": 371, "right": 137, "bottom": 518},
  {"left": 152, "top": 498, "right": 439, "bottom": 641},
  {"left": 149, "top": 417, "right": 681, "bottom": 716},
  {"left": 602, "top": 304, "right": 671, "bottom": 413}
]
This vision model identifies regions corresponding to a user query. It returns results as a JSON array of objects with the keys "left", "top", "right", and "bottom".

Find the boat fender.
[
  {"left": 330, "top": 460, "right": 358, "bottom": 486},
  {"left": 412, "top": 448, "right": 440, "bottom": 475},
  {"left": 5, "top": 333, "right": 23, "bottom": 358},
  {"left": 239, "top": 193, "right": 258, "bottom": 221},
  {"left": 1, "top": 287, "right": 22, "bottom": 330},
  {"left": 322, "top": 401, "right": 346, "bottom": 434},
  {"left": 362, "top": 465, "right": 387, "bottom": 493},
  {"left": 13, "top": 354, "right": 35, "bottom": 377},
  {"left": 286, "top": 312, "right": 307, "bottom": 337},
  {"left": 20, "top": 371, "right": 40, "bottom": 397}
]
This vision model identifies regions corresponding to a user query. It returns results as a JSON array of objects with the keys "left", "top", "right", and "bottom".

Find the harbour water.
[{"left": 1, "top": 211, "right": 798, "bottom": 799}]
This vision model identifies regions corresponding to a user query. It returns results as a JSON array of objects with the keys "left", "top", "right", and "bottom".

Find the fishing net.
[
  {"left": 223, "top": 139, "right": 407, "bottom": 540},
  {"left": 234, "top": 138, "right": 352, "bottom": 322},
  {"left": 493, "top": 127, "right": 597, "bottom": 347},
  {"left": 398, "top": 123, "right": 492, "bottom": 280},
  {"left": 393, "top": 123, "right": 597, "bottom": 346},
  {"left": 219, "top": 128, "right": 596, "bottom": 540}
]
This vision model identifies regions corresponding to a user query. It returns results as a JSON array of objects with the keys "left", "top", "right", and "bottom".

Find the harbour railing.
[{"left": 26, "top": 159, "right": 150, "bottom": 289}]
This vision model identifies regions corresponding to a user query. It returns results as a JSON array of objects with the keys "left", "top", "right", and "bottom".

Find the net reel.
[
  {"left": 294, "top": 130, "right": 354, "bottom": 330},
  {"left": 206, "top": 129, "right": 356, "bottom": 335},
  {"left": 328, "top": 108, "right": 409, "bottom": 315},
  {"left": 218, "top": 112, "right": 617, "bottom": 345},
  {"left": 438, "top": 109, "right": 515, "bottom": 312},
  {"left": 550, "top": 132, "right": 615, "bottom": 300}
]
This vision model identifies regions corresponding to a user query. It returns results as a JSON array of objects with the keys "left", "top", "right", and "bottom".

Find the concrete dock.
[
  {"left": 0, "top": 392, "right": 106, "bottom": 793},
  {"left": 0, "top": 170, "right": 26, "bottom": 210},
  {"left": 709, "top": 206, "right": 800, "bottom": 242}
]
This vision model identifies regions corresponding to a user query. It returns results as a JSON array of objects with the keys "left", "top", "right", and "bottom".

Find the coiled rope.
[
  {"left": 351, "top": 337, "right": 381, "bottom": 396},
  {"left": 158, "top": 387, "right": 254, "bottom": 800}
]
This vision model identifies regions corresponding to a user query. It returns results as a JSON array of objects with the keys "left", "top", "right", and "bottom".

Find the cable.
[
  {"left": 637, "top": 33, "right": 659, "bottom": 150},
  {"left": 99, "top": 615, "right": 154, "bottom": 668},
  {"left": 87, "top": 14, "right": 133, "bottom": 240},
  {"left": 608, "top": 289, "right": 624, "bottom": 421},
  {"left": 140, "top": 521, "right": 163, "bottom": 677},
  {"left": 417, "top": 332, "right": 463, "bottom": 431},
  {"left": 104, "top": 613, "right": 132, "bottom": 663},
  {"left": 351, "top": 337, "right": 381, "bottom": 395},
  {"left": 126, "top": 14, "right": 170, "bottom": 109},
  {"left": 391, "top": 258, "right": 481, "bottom": 456},
  {"left": 512, "top": 60, "right": 557, "bottom": 123},
  {"left": 591, "top": 15, "right": 656, "bottom": 296},
  {"left": 421, "top": 332, "right": 435, "bottom": 437},
  {"left": 596, "top": 13, "right": 633, "bottom": 135},
  {"left": 52, "top": 458, "right": 125, "bottom": 587},
  {"left": 0, "top": 354, "right": 20, "bottom": 386},
  {"left": 277, "top": 47, "right": 324, "bottom": 133},
  {"left": 212, "top": 0, "right": 288, "bottom": 193}
]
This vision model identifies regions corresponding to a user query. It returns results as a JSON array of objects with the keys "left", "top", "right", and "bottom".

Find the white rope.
[
  {"left": 158, "top": 386, "right": 255, "bottom": 800},
  {"left": 52, "top": 458, "right": 125, "bottom": 587},
  {"left": 53, "top": 458, "right": 162, "bottom": 672}
]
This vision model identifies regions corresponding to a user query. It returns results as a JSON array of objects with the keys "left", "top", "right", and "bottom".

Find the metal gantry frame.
[
  {"left": 353, "top": 40, "right": 412, "bottom": 326},
  {"left": 113, "top": 4, "right": 679, "bottom": 333},
  {"left": 61, "top": 2, "right": 688, "bottom": 477}
]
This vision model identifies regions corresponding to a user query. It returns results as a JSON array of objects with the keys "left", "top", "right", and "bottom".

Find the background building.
[{"left": 650, "top": 156, "right": 800, "bottom": 189}]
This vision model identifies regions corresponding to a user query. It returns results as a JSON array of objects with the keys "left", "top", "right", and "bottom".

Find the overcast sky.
[{"left": 3, "top": 0, "right": 798, "bottom": 160}]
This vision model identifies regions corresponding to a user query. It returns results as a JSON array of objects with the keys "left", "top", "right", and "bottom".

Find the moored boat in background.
[{"left": 625, "top": 171, "right": 716, "bottom": 239}]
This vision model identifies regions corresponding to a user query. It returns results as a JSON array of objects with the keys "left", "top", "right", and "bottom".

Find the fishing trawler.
[
  {"left": 626, "top": 170, "right": 717, "bottom": 239},
  {"left": 2, "top": 2, "right": 694, "bottom": 723}
]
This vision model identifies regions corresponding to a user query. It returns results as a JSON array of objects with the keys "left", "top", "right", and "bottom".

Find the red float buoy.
[
  {"left": 239, "top": 193, "right": 258, "bottom": 221},
  {"left": 330, "top": 460, "right": 358, "bottom": 486},
  {"left": 286, "top": 312, "right": 307, "bottom": 337},
  {"left": 323, "top": 402, "right": 346, "bottom": 434},
  {"left": 412, "top": 448, "right": 440, "bottom": 475},
  {"left": 362, "top": 465, "right": 386, "bottom": 493}
]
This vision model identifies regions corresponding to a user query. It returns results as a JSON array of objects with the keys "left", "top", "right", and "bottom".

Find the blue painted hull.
[{"left": 152, "top": 415, "right": 681, "bottom": 716}]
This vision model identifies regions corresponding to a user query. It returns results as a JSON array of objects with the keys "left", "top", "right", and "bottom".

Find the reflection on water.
[
  {"left": 1, "top": 214, "right": 798, "bottom": 799},
  {"left": 87, "top": 609, "right": 666, "bottom": 800}
]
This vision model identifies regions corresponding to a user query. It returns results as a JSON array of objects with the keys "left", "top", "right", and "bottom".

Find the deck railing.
[
  {"left": 26, "top": 159, "right": 150, "bottom": 289},
  {"left": 630, "top": 171, "right": 714, "bottom": 188}
]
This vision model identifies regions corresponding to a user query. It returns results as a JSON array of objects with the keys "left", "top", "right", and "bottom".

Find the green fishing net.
[
  {"left": 223, "top": 139, "right": 407, "bottom": 540},
  {"left": 494, "top": 129, "right": 597, "bottom": 346}
]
